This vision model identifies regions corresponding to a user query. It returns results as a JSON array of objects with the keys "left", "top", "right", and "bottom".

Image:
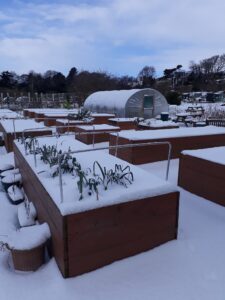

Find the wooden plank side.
[
  {"left": 178, "top": 154, "right": 225, "bottom": 206},
  {"left": 14, "top": 143, "right": 69, "bottom": 277},
  {"left": 67, "top": 192, "right": 179, "bottom": 277},
  {"left": 110, "top": 133, "right": 225, "bottom": 164}
]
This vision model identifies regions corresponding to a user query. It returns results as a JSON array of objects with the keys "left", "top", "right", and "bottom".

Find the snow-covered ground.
[{"left": 1, "top": 146, "right": 225, "bottom": 300}]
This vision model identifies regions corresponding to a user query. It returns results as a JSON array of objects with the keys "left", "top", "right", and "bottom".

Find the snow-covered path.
[{"left": 1, "top": 148, "right": 225, "bottom": 300}]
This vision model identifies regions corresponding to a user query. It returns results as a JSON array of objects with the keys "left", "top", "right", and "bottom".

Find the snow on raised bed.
[
  {"left": 108, "top": 118, "right": 136, "bottom": 122},
  {"left": 76, "top": 124, "right": 120, "bottom": 131},
  {"left": 111, "top": 125, "right": 225, "bottom": 140},
  {"left": 182, "top": 146, "right": 225, "bottom": 165},
  {"left": 139, "top": 119, "right": 178, "bottom": 128},
  {"left": 0, "top": 119, "right": 48, "bottom": 133},
  {"left": 15, "top": 136, "right": 178, "bottom": 216}
]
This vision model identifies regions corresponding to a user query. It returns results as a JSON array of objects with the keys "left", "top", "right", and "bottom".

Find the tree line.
[{"left": 0, "top": 53, "right": 225, "bottom": 104}]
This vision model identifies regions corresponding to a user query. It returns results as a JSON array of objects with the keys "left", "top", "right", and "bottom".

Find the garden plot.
[
  {"left": 138, "top": 119, "right": 179, "bottom": 130},
  {"left": 14, "top": 136, "right": 179, "bottom": 277},
  {"left": 56, "top": 118, "right": 93, "bottom": 133},
  {"left": 75, "top": 124, "right": 120, "bottom": 144},
  {"left": 0, "top": 119, "right": 52, "bottom": 152},
  {"left": 178, "top": 146, "right": 225, "bottom": 206},
  {"left": 2, "top": 153, "right": 225, "bottom": 299},
  {"left": 108, "top": 118, "right": 137, "bottom": 130},
  {"left": 0, "top": 109, "right": 19, "bottom": 119},
  {"left": 24, "top": 108, "right": 78, "bottom": 119},
  {"left": 109, "top": 126, "right": 225, "bottom": 164},
  {"left": 91, "top": 113, "right": 115, "bottom": 124}
]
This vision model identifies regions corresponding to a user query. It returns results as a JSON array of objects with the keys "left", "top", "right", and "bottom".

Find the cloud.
[{"left": 0, "top": 0, "right": 224, "bottom": 76}]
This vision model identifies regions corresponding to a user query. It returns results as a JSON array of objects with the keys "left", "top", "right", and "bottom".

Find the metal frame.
[
  {"left": 18, "top": 128, "right": 172, "bottom": 204},
  {"left": 57, "top": 141, "right": 172, "bottom": 203}
]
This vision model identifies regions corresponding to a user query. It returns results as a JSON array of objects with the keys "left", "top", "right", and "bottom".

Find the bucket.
[{"left": 161, "top": 112, "right": 169, "bottom": 121}]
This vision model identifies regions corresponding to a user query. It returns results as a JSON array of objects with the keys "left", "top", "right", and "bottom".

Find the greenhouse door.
[{"left": 143, "top": 95, "right": 153, "bottom": 118}]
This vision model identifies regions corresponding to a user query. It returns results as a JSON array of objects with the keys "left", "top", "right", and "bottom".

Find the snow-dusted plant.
[
  {"left": 68, "top": 108, "right": 92, "bottom": 122},
  {"left": 93, "top": 161, "right": 134, "bottom": 190},
  {"left": 24, "top": 137, "right": 39, "bottom": 155}
]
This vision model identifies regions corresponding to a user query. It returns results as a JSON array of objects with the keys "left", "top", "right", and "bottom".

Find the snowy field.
[{"left": 1, "top": 146, "right": 225, "bottom": 300}]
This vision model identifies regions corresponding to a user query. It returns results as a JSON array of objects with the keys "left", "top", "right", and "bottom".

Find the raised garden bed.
[
  {"left": 56, "top": 119, "right": 93, "bottom": 134},
  {"left": 75, "top": 124, "right": 120, "bottom": 144},
  {"left": 109, "top": 126, "right": 225, "bottom": 164},
  {"left": 178, "top": 147, "right": 225, "bottom": 206},
  {"left": 108, "top": 118, "right": 137, "bottom": 130},
  {"left": 138, "top": 119, "right": 179, "bottom": 130},
  {"left": 0, "top": 109, "right": 19, "bottom": 119},
  {"left": 14, "top": 136, "right": 179, "bottom": 278},
  {"left": 43, "top": 114, "right": 71, "bottom": 126},
  {"left": 0, "top": 119, "right": 52, "bottom": 152},
  {"left": 91, "top": 113, "right": 115, "bottom": 124}
]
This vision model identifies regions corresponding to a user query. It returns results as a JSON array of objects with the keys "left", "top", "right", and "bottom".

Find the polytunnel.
[{"left": 84, "top": 88, "right": 168, "bottom": 118}]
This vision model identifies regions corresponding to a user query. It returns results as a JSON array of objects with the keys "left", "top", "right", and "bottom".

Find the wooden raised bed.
[
  {"left": 35, "top": 112, "right": 46, "bottom": 122},
  {"left": 138, "top": 123, "right": 179, "bottom": 130},
  {"left": 108, "top": 118, "right": 137, "bottom": 130},
  {"left": 0, "top": 121, "right": 52, "bottom": 152},
  {"left": 109, "top": 127, "right": 225, "bottom": 164},
  {"left": 14, "top": 141, "right": 179, "bottom": 278},
  {"left": 178, "top": 148, "right": 225, "bottom": 206},
  {"left": 75, "top": 124, "right": 120, "bottom": 144},
  {"left": 91, "top": 113, "right": 115, "bottom": 125},
  {"left": 56, "top": 119, "right": 93, "bottom": 134},
  {"left": 44, "top": 115, "right": 69, "bottom": 127}
]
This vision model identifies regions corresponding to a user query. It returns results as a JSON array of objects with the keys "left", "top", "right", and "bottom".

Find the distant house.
[{"left": 84, "top": 88, "right": 169, "bottom": 118}]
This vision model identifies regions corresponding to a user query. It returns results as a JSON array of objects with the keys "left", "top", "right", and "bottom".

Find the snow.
[
  {"left": 8, "top": 223, "right": 50, "bottom": 250},
  {"left": 0, "top": 109, "right": 19, "bottom": 119},
  {"left": 7, "top": 185, "right": 24, "bottom": 202},
  {"left": 111, "top": 125, "right": 225, "bottom": 140},
  {"left": 0, "top": 152, "right": 14, "bottom": 171},
  {"left": 108, "top": 118, "right": 136, "bottom": 122},
  {"left": 139, "top": 118, "right": 178, "bottom": 128},
  {"left": 182, "top": 146, "right": 225, "bottom": 165},
  {"left": 17, "top": 202, "right": 37, "bottom": 227},
  {"left": 25, "top": 108, "right": 78, "bottom": 114},
  {"left": 1, "top": 156, "right": 225, "bottom": 299},
  {"left": 91, "top": 113, "right": 115, "bottom": 117},
  {"left": 56, "top": 119, "right": 90, "bottom": 124},
  {"left": 44, "top": 113, "right": 77, "bottom": 117},
  {"left": 0, "top": 168, "right": 19, "bottom": 178},
  {"left": 0, "top": 119, "right": 49, "bottom": 133},
  {"left": 85, "top": 89, "right": 142, "bottom": 109},
  {"left": 2, "top": 173, "right": 22, "bottom": 184},
  {"left": 15, "top": 137, "right": 178, "bottom": 215},
  {"left": 76, "top": 124, "right": 120, "bottom": 131}
]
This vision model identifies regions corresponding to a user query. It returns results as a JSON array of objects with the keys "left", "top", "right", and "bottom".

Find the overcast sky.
[{"left": 0, "top": 0, "right": 225, "bottom": 76}]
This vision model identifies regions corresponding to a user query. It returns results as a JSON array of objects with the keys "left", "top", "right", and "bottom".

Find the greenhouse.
[{"left": 84, "top": 88, "right": 168, "bottom": 118}]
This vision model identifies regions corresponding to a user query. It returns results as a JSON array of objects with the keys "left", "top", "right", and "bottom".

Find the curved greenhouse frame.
[{"left": 84, "top": 88, "right": 168, "bottom": 118}]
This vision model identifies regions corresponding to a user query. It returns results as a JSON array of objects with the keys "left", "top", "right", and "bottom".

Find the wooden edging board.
[{"left": 178, "top": 153, "right": 225, "bottom": 206}]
